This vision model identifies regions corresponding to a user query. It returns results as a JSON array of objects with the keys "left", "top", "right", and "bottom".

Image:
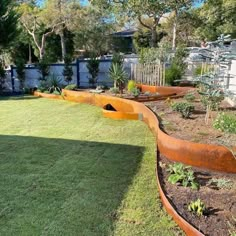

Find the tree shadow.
[
  {"left": 0, "top": 95, "right": 40, "bottom": 101},
  {"left": 0, "top": 135, "right": 144, "bottom": 235}
]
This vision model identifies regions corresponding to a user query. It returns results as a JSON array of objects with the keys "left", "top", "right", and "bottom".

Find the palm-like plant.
[{"left": 109, "top": 63, "right": 127, "bottom": 95}]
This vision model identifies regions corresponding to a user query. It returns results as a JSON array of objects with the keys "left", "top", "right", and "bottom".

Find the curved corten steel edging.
[
  {"left": 34, "top": 89, "right": 236, "bottom": 235},
  {"left": 37, "top": 90, "right": 236, "bottom": 173},
  {"left": 137, "top": 84, "right": 194, "bottom": 95},
  {"left": 156, "top": 166, "right": 204, "bottom": 236},
  {"left": 34, "top": 91, "right": 64, "bottom": 100},
  {"left": 157, "top": 129, "right": 236, "bottom": 173}
]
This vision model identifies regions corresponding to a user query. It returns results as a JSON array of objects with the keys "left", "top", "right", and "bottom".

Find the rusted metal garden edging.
[{"left": 34, "top": 87, "right": 236, "bottom": 235}]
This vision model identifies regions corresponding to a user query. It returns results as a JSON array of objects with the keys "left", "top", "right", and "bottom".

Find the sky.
[{"left": 37, "top": 0, "right": 203, "bottom": 8}]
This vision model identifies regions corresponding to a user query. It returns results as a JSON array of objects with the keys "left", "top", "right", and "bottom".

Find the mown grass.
[{"left": 0, "top": 96, "right": 181, "bottom": 236}]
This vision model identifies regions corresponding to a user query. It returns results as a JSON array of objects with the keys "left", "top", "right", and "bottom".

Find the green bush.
[
  {"left": 64, "top": 84, "right": 77, "bottom": 90},
  {"left": 53, "top": 90, "right": 61, "bottom": 95},
  {"left": 184, "top": 92, "right": 196, "bottom": 102},
  {"left": 109, "top": 87, "right": 119, "bottom": 94},
  {"left": 167, "top": 163, "right": 199, "bottom": 190},
  {"left": 194, "top": 66, "right": 202, "bottom": 76},
  {"left": 171, "top": 102, "right": 194, "bottom": 119},
  {"left": 165, "top": 64, "right": 182, "bottom": 86},
  {"left": 127, "top": 80, "right": 136, "bottom": 92},
  {"left": 87, "top": 56, "right": 100, "bottom": 87},
  {"left": 130, "top": 87, "right": 140, "bottom": 97},
  {"left": 109, "top": 63, "right": 127, "bottom": 94},
  {"left": 213, "top": 112, "right": 236, "bottom": 134}
]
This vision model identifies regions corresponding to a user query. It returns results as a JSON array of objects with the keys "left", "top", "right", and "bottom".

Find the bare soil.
[
  {"left": 158, "top": 155, "right": 236, "bottom": 236},
  {"left": 144, "top": 96, "right": 236, "bottom": 150}
]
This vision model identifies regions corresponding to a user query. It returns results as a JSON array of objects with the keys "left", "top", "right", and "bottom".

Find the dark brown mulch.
[{"left": 158, "top": 155, "right": 236, "bottom": 236}]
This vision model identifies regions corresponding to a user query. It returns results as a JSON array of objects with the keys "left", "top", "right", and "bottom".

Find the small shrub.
[
  {"left": 165, "top": 64, "right": 182, "bottom": 86},
  {"left": 64, "top": 84, "right": 77, "bottom": 90},
  {"left": 46, "top": 74, "right": 62, "bottom": 94},
  {"left": 37, "top": 80, "right": 48, "bottom": 92},
  {"left": 171, "top": 102, "right": 194, "bottom": 119},
  {"left": 130, "top": 87, "right": 140, "bottom": 97},
  {"left": 184, "top": 92, "right": 195, "bottom": 102},
  {"left": 38, "top": 57, "right": 50, "bottom": 80},
  {"left": 127, "top": 80, "right": 136, "bottom": 92},
  {"left": 194, "top": 66, "right": 202, "bottom": 76},
  {"left": 63, "top": 56, "right": 73, "bottom": 84},
  {"left": 87, "top": 56, "right": 100, "bottom": 87},
  {"left": 188, "top": 199, "right": 206, "bottom": 216},
  {"left": 109, "top": 63, "right": 127, "bottom": 94},
  {"left": 207, "top": 177, "right": 233, "bottom": 189},
  {"left": 213, "top": 112, "right": 236, "bottom": 134},
  {"left": 109, "top": 87, "right": 119, "bottom": 94},
  {"left": 167, "top": 163, "right": 199, "bottom": 190},
  {"left": 15, "top": 59, "right": 25, "bottom": 91},
  {"left": 53, "top": 90, "right": 61, "bottom": 95}
]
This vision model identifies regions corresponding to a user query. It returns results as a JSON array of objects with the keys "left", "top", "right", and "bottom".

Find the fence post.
[{"left": 76, "top": 59, "right": 80, "bottom": 87}]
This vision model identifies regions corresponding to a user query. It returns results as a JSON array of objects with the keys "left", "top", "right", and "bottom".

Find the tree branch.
[{"left": 138, "top": 16, "right": 152, "bottom": 30}]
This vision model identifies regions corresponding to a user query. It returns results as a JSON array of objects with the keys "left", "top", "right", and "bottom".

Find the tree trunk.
[
  {"left": 28, "top": 44, "right": 32, "bottom": 64},
  {"left": 172, "top": 20, "right": 177, "bottom": 50},
  {"left": 172, "top": 10, "right": 178, "bottom": 51},
  {"left": 60, "top": 30, "right": 66, "bottom": 60},
  {"left": 151, "top": 27, "right": 158, "bottom": 47}
]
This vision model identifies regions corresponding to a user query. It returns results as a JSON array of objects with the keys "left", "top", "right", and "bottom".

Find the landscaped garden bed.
[
  {"left": 144, "top": 91, "right": 236, "bottom": 236},
  {"left": 158, "top": 154, "right": 236, "bottom": 236}
]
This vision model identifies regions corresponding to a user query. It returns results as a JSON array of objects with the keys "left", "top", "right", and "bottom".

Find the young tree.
[{"left": 63, "top": 55, "right": 73, "bottom": 84}]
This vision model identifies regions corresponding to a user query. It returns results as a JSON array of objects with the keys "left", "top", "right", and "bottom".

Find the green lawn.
[{"left": 0, "top": 96, "right": 181, "bottom": 236}]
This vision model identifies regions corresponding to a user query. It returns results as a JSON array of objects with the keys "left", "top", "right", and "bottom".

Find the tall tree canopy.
[
  {"left": 0, "top": 0, "right": 18, "bottom": 50},
  {"left": 195, "top": 0, "right": 236, "bottom": 40}
]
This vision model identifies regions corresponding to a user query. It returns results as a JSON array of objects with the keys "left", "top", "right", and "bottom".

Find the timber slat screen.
[{"left": 131, "top": 63, "right": 165, "bottom": 86}]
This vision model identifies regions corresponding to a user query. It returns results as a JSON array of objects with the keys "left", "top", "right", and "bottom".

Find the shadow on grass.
[
  {"left": 0, "top": 95, "right": 40, "bottom": 101},
  {"left": 0, "top": 135, "right": 144, "bottom": 235}
]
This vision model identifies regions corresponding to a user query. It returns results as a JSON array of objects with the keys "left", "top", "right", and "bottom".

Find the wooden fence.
[{"left": 131, "top": 63, "right": 165, "bottom": 86}]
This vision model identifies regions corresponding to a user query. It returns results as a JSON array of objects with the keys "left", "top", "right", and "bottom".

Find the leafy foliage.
[
  {"left": 87, "top": 57, "right": 100, "bottom": 87},
  {"left": 213, "top": 112, "right": 236, "bottom": 134},
  {"left": 0, "top": 0, "right": 18, "bottom": 49},
  {"left": 64, "top": 84, "right": 77, "bottom": 90},
  {"left": 208, "top": 177, "right": 234, "bottom": 190},
  {"left": 167, "top": 163, "right": 199, "bottom": 190},
  {"left": 188, "top": 199, "right": 206, "bottom": 216},
  {"left": 15, "top": 59, "right": 25, "bottom": 91},
  {"left": 184, "top": 92, "right": 195, "bottom": 102},
  {"left": 165, "top": 64, "right": 182, "bottom": 85},
  {"left": 109, "top": 63, "right": 128, "bottom": 94},
  {"left": 127, "top": 80, "right": 136, "bottom": 92},
  {"left": 130, "top": 87, "right": 140, "bottom": 97},
  {"left": 63, "top": 55, "right": 73, "bottom": 84},
  {"left": 0, "top": 60, "right": 6, "bottom": 94},
  {"left": 171, "top": 102, "right": 194, "bottom": 119},
  {"left": 46, "top": 74, "right": 62, "bottom": 94},
  {"left": 109, "top": 87, "right": 119, "bottom": 94},
  {"left": 38, "top": 57, "right": 50, "bottom": 80}
]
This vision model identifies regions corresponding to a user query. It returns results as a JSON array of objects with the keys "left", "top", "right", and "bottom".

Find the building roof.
[{"left": 112, "top": 29, "right": 136, "bottom": 38}]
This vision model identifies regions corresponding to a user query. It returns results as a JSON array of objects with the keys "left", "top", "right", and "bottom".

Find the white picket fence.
[{"left": 131, "top": 63, "right": 165, "bottom": 86}]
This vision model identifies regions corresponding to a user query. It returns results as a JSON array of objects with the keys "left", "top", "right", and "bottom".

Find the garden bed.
[
  {"left": 144, "top": 93, "right": 236, "bottom": 235},
  {"left": 145, "top": 97, "right": 236, "bottom": 151},
  {"left": 158, "top": 154, "right": 236, "bottom": 236}
]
